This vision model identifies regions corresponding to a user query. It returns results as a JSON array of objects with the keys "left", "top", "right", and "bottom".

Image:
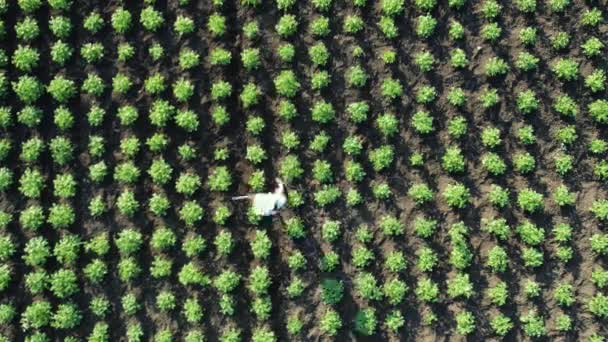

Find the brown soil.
[{"left": 0, "top": 0, "right": 607, "bottom": 341}]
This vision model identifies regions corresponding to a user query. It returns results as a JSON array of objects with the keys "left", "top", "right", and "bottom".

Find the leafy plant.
[
  {"left": 443, "top": 182, "right": 470, "bottom": 208},
  {"left": 515, "top": 52, "right": 539, "bottom": 71},
  {"left": 552, "top": 58, "right": 578, "bottom": 81},
  {"left": 442, "top": 146, "right": 465, "bottom": 173},
  {"left": 513, "top": 152, "right": 535, "bottom": 173},
  {"left": 517, "top": 188, "right": 544, "bottom": 213},
  {"left": 582, "top": 37, "right": 604, "bottom": 57},
  {"left": 520, "top": 310, "right": 545, "bottom": 337},
  {"left": 15, "top": 17, "right": 40, "bottom": 42},
  {"left": 369, "top": 145, "right": 394, "bottom": 171}
]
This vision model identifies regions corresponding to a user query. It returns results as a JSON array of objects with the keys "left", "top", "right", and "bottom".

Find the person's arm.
[{"left": 274, "top": 178, "right": 284, "bottom": 195}]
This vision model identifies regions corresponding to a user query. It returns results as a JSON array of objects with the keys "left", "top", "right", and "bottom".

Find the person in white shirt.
[{"left": 232, "top": 178, "right": 287, "bottom": 216}]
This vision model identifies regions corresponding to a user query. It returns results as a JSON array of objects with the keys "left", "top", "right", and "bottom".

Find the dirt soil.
[{"left": 1, "top": 0, "right": 607, "bottom": 341}]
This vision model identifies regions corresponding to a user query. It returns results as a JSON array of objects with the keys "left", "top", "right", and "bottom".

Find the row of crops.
[{"left": 0, "top": 0, "right": 606, "bottom": 341}]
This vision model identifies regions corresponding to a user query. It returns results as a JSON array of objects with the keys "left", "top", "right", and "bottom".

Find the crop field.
[{"left": 0, "top": 0, "right": 607, "bottom": 341}]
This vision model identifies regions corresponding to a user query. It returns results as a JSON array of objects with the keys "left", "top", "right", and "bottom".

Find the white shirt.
[{"left": 252, "top": 192, "right": 287, "bottom": 216}]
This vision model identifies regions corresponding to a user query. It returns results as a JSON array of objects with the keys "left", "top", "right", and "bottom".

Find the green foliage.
[
  {"left": 18, "top": 0, "right": 43, "bottom": 13},
  {"left": 242, "top": 20, "right": 260, "bottom": 40},
  {"left": 416, "top": 14, "right": 437, "bottom": 38},
  {"left": 308, "top": 42, "right": 329, "bottom": 66},
  {"left": 513, "top": 151, "right": 535, "bottom": 173},
  {"left": 82, "top": 73, "right": 105, "bottom": 96},
  {"left": 176, "top": 172, "right": 201, "bottom": 196},
  {"left": 455, "top": 311, "right": 475, "bottom": 335},
  {"left": 519, "top": 27, "right": 537, "bottom": 46},
  {"left": 517, "top": 220, "right": 545, "bottom": 245},
  {"left": 246, "top": 145, "right": 267, "bottom": 164},
  {"left": 442, "top": 146, "right": 465, "bottom": 173},
  {"left": 554, "top": 95, "right": 577, "bottom": 118},
  {"left": 378, "top": 215, "right": 404, "bottom": 236},
  {"left": 208, "top": 166, "right": 232, "bottom": 192},
  {"left": 320, "top": 278, "right": 344, "bottom": 305},
  {"left": 581, "top": 8, "right": 603, "bottom": 27},
  {"left": 354, "top": 308, "right": 377, "bottom": 336},
  {"left": 275, "top": 14, "right": 298, "bottom": 37},
  {"left": 116, "top": 43, "right": 135, "bottom": 62},
  {"left": 383, "top": 277, "right": 407, "bottom": 304},
  {"left": 520, "top": 311, "right": 545, "bottom": 337},
  {"left": 19, "top": 205, "right": 45, "bottom": 230},
  {"left": 550, "top": 31, "right": 570, "bottom": 50},
  {"left": 0, "top": 167, "right": 12, "bottom": 192},
  {"left": 343, "top": 15, "right": 364, "bottom": 34},
  {"left": 481, "top": 127, "right": 501, "bottom": 148},
  {"left": 23, "top": 236, "right": 49, "bottom": 266},
  {"left": 179, "top": 48, "right": 200, "bottom": 70},
  {"left": 19, "top": 168, "right": 44, "bottom": 198},
  {"left": 352, "top": 245, "right": 374, "bottom": 268},
  {"left": 417, "top": 246, "right": 438, "bottom": 271},
  {"left": 448, "top": 116, "right": 467, "bottom": 138},
  {"left": 481, "top": 0, "right": 501, "bottom": 19},
  {"left": 479, "top": 87, "right": 500, "bottom": 108},
  {"left": 49, "top": 269, "right": 78, "bottom": 298},
  {"left": 481, "top": 23, "right": 502, "bottom": 42},
  {"left": 415, "top": 277, "right": 439, "bottom": 303},
  {"left": 485, "top": 57, "right": 509, "bottom": 76},
  {"left": 13, "top": 76, "right": 43, "bottom": 104},
  {"left": 517, "top": 188, "right": 544, "bottom": 213},
  {"left": 174, "top": 15, "right": 195, "bottom": 36},
  {"left": 274, "top": 70, "right": 300, "bottom": 98},
  {"left": 443, "top": 182, "right": 470, "bottom": 208},
  {"left": 447, "top": 87, "right": 466, "bottom": 107},
  {"left": 582, "top": 37, "right": 604, "bottom": 57},
  {"left": 319, "top": 309, "right": 342, "bottom": 336},
  {"left": 486, "top": 245, "right": 508, "bottom": 272},
  {"left": 515, "top": 52, "right": 539, "bottom": 71},
  {"left": 173, "top": 78, "right": 194, "bottom": 102},
  {"left": 15, "top": 17, "right": 40, "bottom": 41},
  {"left": 413, "top": 216, "right": 437, "bottom": 238},
  {"left": 449, "top": 21, "right": 464, "bottom": 40},
  {"left": 491, "top": 313, "right": 513, "bottom": 336},
  {"left": 369, "top": 145, "right": 394, "bottom": 171},
  {"left": 411, "top": 110, "right": 434, "bottom": 134},
  {"left": 554, "top": 283, "right": 575, "bottom": 307},
  {"left": 276, "top": 43, "right": 295, "bottom": 63},
  {"left": 553, "top": 184, "right": 575, "bottom": 206},
  {"left": 524, "top": 282, "right": 542, "bottom": 298},
  {"left": 140, "top": 6, "right": 164, "bottom": 31},
  {"left": 554, "top": 154, "right": 573, "bottom": 175},
  {"left": 521, "top": 247, "right": 544, "bottom": 268},
  {"left": 589, "top": 100, "right": 608, "bottom": 124},
  {"left": 482, "top": 153, "right": 506, "bottom": 176},
  {"left": 114, "top": 161, "right": 140, "bottom": 184},
  {"left": 481, "top": 217, "right": 511, "bottom": 240},
  {"left": 587, "top": 292, "right": 608, "bottom": 318},
  {"left": 47, "top": 75, "right": 76, "bottom": 103},
  {"left": 585, "top": 69, "right": 606, "bottom": 93},
  {"left": 355, "top": 272, "right": 383, "bottom": 300},
  {"left": 12, "top": 45, "right": 39, "bottom": 72},
  {"left": 80, "top": 42, "right": 104, "bottom": 64},
  {"left": 113, "top": 73, "right": 133, "bottom": 95},
  {"left": 552, "top": 58, "right": 578, "bottom": 81},
  {"left": 321, "top": 220, "right": 341, "bottom": 242},
  {"left": 408, "top": 183, "right": 433, "bottom": 204},
  {"left": 309, "top": 16, "right": 330, "bottom": 37},
  {"left": 381, "top": 78, "right": 403, "bottom": 100},
  {"left": 21, "top": 300, "right": 52, "bottom": 330}
]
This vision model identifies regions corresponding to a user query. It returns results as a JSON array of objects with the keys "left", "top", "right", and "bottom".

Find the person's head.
[{"left": 275, "top": 194, "right": 287, "bottom": 209}]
